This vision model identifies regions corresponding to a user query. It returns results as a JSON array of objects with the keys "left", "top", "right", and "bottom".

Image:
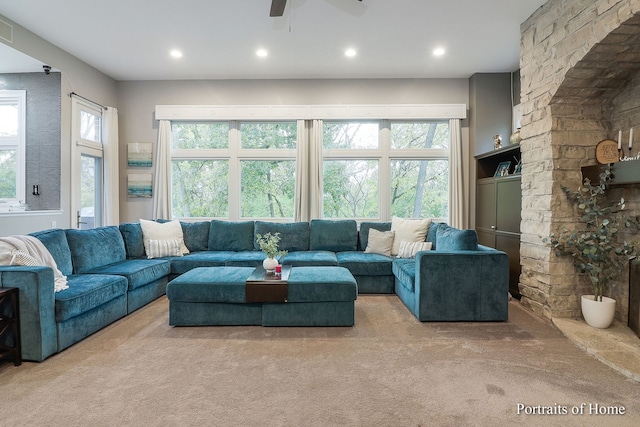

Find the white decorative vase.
[
  {"left": 581, "top": 295, "right": 616, "bottom": 329},
  {"left": 263, "top": 257, "right": 278, "bottom": 273}
]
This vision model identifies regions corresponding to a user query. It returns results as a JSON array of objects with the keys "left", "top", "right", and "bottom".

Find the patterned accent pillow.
[
  {"left": 140, "top": 218, "right": 189, "bottom": 256},
  {"left": 10, "top": 249, "right": 39, "bottom": 266},
  {"left": 396, "top": 241, "right": 432, "bottom": 259},
  {"left": 146, "top": 239, "right": 183, "bottom": 259}
]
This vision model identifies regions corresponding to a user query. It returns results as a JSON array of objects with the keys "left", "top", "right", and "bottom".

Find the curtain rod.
[{"left": 69, "top": 92, "right": 107, "bottom": 110}]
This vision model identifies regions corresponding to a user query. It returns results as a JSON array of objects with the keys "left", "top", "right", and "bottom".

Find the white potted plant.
[
  {"left": 256, "top": 232, "right": 288, "bottom": 273},
  {"left": 546, "top": 166, "right": 640, "bottom": 328}
]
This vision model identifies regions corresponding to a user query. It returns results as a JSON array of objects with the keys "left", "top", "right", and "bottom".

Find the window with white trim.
[
  {"left": 322, "top": 120, "right": 449, "bottom": 221},
  {"left": 171, "top": 121, "right": 297, "bottom": 219},
  {"left": 0, "top": 90, "right": 26, "bottom": 209}
]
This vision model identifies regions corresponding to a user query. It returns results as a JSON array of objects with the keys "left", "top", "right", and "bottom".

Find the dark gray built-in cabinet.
[{"left": 475, "top": 145, "right": 522, "bottom": 298}]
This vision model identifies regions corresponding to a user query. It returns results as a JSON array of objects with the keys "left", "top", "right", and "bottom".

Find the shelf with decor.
[
  {"left": 475, "top": 144, "right": 522, "bottom": 298},
  {"left": 476, "top": 144, "right": 522, "bottom": 179}
]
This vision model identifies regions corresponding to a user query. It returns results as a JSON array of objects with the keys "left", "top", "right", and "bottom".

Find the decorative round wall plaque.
[{"left": 595, "top": 139, "right": 620, "bottom": 164}]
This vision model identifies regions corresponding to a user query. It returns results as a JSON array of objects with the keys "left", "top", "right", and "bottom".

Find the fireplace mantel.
[{"left": 581, "top": 160, "right": 640, "bottom": 186}]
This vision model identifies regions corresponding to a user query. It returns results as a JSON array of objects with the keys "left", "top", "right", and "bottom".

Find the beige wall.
[{"left": 116, "top": 78, "right": 470, "bottom": 222}]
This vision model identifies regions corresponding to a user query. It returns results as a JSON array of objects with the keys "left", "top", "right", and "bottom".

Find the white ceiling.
[{"left": 0, "top": 0, "right": 547, "bottom": 81}]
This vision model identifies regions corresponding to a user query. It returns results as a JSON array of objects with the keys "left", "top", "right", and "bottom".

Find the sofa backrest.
[
  {"left": 65, "top": 226, "right": 126, "bottom": 273},
  {"left": 119, "top": 222, "right": 145, "bottom": 258},
  {"left": 158, "top": 219, "right": 210, "bottom": 252},
  {"left": 433, "top": 223, "right": 478, "bottom": 251},
  {"left": 254, "top": 221, "right": 310, "bottom": 252},
  {"left": 208, "top": 220, "right": 255, "bottom": 251},
  {"left": 309, "top": 219, "right": 358, "bottom": 252},
  {"left": 30, "top": 228, "right": 74, "bottom": 276}
]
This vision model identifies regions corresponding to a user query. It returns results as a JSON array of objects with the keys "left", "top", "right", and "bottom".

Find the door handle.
[{"left": 76, "top": 211, "right": 87, "bottom": 228}]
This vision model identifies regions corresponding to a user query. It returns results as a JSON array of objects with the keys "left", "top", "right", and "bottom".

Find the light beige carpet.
[{"left": 0, "top": 296, "right": 638, "bottom": 427}]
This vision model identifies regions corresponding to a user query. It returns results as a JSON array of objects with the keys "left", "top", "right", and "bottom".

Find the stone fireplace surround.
[{"left": 519, "top": 0, "right": 640, "bottom": 326}]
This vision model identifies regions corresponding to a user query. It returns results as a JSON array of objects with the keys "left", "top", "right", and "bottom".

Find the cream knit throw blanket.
[{"left": 0, "top": 235, "right": 69, "bottom": 292}]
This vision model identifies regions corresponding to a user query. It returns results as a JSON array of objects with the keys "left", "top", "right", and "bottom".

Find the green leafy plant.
[
  {"left": 255, "top": 232, "right": 288, "bottom": 260},
  {"left": 545, "top": 166, "right": 640, "bottom": 301}
]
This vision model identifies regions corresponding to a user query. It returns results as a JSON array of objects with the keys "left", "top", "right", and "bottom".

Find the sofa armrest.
[
  {"left": 0, "top": 266, "right": 58, "bottom": 361},
  {"left": 414, "top": 246, "right": 509, "bottom": 321}
]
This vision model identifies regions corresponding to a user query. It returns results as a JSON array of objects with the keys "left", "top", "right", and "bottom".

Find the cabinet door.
[
  {"left": 476, "top": 180, "right": 496, "bottom": 230},
  {"left": 496, "top": 233, "right": 521, "bottom": 297},
  {"left": 496, "top": 177, "right": 521, "bottom": 233}
]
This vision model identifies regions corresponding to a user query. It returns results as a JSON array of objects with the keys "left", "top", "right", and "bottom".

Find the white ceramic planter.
[
  {"left": 263, "top": 257, "right": 278, "bottom": 273},
  {"left": 581, "top": 295, "right": 616, "bottom": 329}
]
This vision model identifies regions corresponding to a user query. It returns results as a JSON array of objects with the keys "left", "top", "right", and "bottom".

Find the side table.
[{"left": 0, "top": 287, "right": 21, "bottom": 366}]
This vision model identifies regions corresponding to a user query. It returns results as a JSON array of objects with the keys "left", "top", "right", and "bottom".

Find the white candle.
[
  {"left": 618, "top": 130, "right": 622, "bottom": 149},
  {"left": 630, "top": 128, "right": 634, "bottom": 150}
]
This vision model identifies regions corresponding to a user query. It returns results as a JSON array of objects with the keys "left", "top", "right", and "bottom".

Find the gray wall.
[
  {"left": 0, "top": 13, "right": 117, "bottom": 236},
  {"left": 469, "top": 73, "right": 513, "bottom": 155},
  {"left": 0, "top": 72, "right": 61, "bottom": 210},
  {"left": 116, "top": 78, "right": 470, "bottom": 222}
]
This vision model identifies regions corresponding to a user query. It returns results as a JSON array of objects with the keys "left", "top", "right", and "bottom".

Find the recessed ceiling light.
[
  {"left": 433, "top": 47, "right": 446, "bottom": 57},
  {"left": 345, "top": 48, "right": 357, "bottom": 58},
  {"left": 256, "top": 49, "right": 268, "bottom": 58},
  {"left": 170, "top": 50, "right": 183, "bottom": 59}
]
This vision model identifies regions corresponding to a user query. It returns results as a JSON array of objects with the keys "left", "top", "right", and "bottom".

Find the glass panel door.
[{"left": 79, "top": 154, "right": 102, "bottom": 229}]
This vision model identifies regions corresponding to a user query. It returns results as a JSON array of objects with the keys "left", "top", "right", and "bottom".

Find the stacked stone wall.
[{"left": 519, "top": 0, "right": 640, "bottom": 319}]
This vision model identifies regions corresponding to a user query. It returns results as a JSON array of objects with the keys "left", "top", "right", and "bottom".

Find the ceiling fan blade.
[{"left": 270, "top": 0, "right": 287, "bottom": 17}]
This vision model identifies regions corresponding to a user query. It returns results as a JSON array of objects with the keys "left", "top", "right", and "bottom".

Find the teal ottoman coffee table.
[{"left": 166, "top": 266, "right": 358, "bottom": 327}]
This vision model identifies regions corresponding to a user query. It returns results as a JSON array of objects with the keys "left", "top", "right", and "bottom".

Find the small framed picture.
[
  {"left": 514, "top": 161, "right": 522, "bottom": 174},
  {"left": 127, "top": 142, "right": 153, "bottom": 167},
  {"left": 494, "top": 161, "right": 511, "bottom": 177}
]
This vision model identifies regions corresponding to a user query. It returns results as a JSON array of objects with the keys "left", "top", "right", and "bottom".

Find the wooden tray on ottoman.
[{"left": 245, "top": 266, "right": 291, "bottom": 303}]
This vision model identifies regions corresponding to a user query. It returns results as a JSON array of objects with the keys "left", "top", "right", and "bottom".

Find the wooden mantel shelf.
[{"left": 581, "top": 160, "right": 640, "bottom": 185}]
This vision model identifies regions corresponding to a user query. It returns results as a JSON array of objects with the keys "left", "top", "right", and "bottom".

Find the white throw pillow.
[
  {"left": 139, "top": 219, "right": 189, "bottom": 256},
  {"left": 364, "top": 229, "right": 395, "bottom": 257},
  {"left": 390, "top": 217, "right": 432, "bottom": 256},
  {"left": 396, "top": 241, "right": 432, "bottom": 259},
  {"left": 145, "top": 239, "right": 183, "bottom": 259},
  {"left": 10, "top": 249, "right": 39, "bottom": 266}
]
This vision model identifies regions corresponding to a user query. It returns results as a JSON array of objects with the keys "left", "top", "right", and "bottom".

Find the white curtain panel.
[
  {"left": 294, "top": 119, "right": 324, "bottom": 221},
  {"left": 309, "top": 119, "right": 323, "bottom": 219},
  {"left": 449, "top": 118, "right": 468, "bottom": 228},
  {"left": 153, "top": 120, "right": 172, "bottom": 220},
  {"left": 294, "top": 120, "right": 310, "bottom": 222},
  {"left": 101, "top": 107, "right": 119, "bottom": 225}
]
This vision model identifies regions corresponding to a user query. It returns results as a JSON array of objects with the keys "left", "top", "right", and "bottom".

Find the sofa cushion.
[
  {"left": 224, "top": 251, "right": 266, "bottom": 267},
  {"left": 391, "top": 217, "right": 431, "bottom": 256},
  {"left": 167, "top": 267, "right": 255, "bottom": 303},
  {"left": 158, "top": 220, "right": 210, "bottom": 252},
  {"left": 119, "top": 222, "right": 145, "bottom": 258},
  {"left": 209, "top": 220, "right": 255, "bottom": 251},
  {"left": 435, "top": 224, "right": 478, "bottom": 251},
  {"left": 30, "top": 228, "right": 73, "bottom": 276},
  {"left": 280, "top": 250, "right": 338, "bottom": 267},
  {"left": 254, "top": 221, "right": 310, "bottom": 252},
  {"left": 392, "top": 258, "right": 416, "bottom": 293},
  {"left": 287, "top": 266, "right": 357, "bottom": 303},
  {"left": 65, "top": 226, "right": 127, "bottom": 274},
  {"left": 169, "top": 251, "right": 236, "bottom": 275},
  {"left": 55, "top": 274, "right": 128, "bottom": 322},
  {"left": 84, "top": 259, "right": 171, "bottom": 290},
  {"left": 359, "top": 222, "right": 391, "bottom": 251},
  {"left": 309, "top": 219, "right": 358, "bottom": 252},
  {"left": 337, "top": 251, "right": 393, "bottom": 276}
]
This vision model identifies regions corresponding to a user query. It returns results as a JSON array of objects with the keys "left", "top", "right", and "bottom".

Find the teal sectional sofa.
[{"left": 0, "top": 219, "right": 509, "bottom": 362}]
